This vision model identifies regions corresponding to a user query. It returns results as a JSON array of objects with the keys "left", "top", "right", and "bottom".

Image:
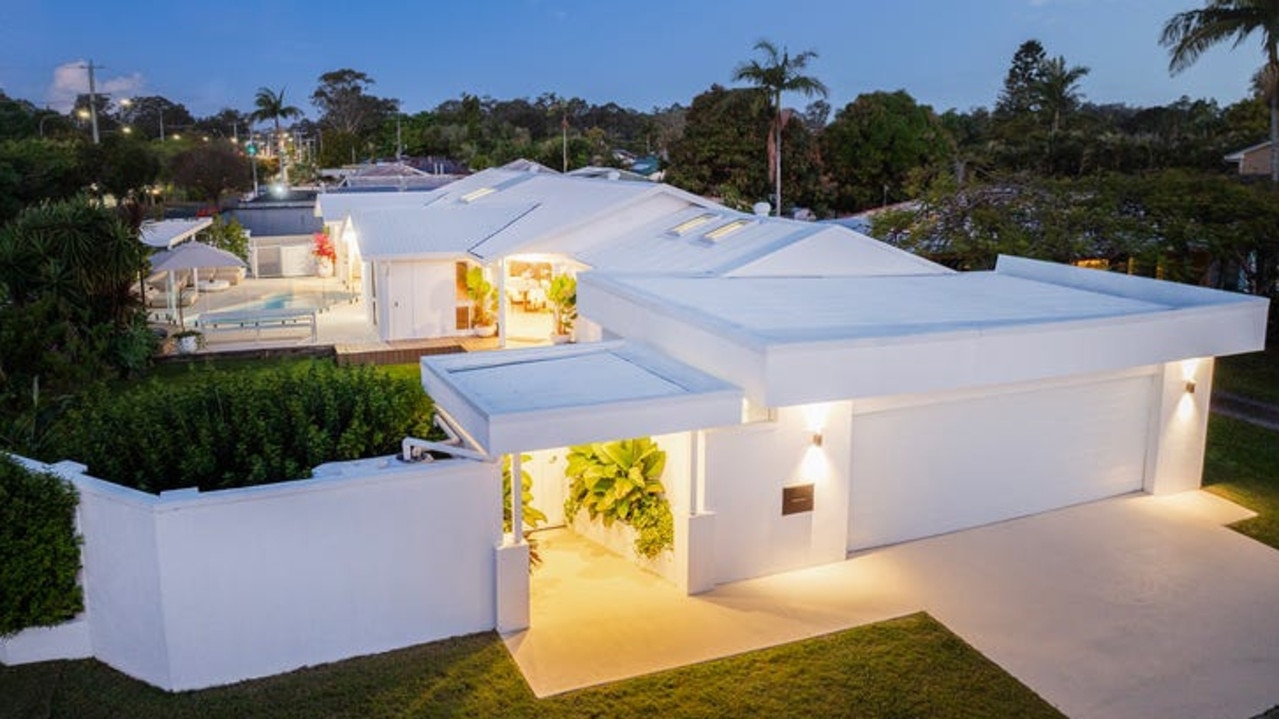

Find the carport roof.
[
  {"left": 420, "top": 341, "right": 743, "bottom": 455},
  {"left": 579, "top": 255, "right": 1271, "bottom": 406}
]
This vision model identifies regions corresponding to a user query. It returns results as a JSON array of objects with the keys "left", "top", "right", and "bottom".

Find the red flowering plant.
[{"left": 312, "top": 231, "right": 337, "bottom": 262}]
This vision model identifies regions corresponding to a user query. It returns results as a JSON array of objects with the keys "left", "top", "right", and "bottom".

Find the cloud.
[{"left": 46, "top": 60, "right": 145, "bottom": 111}]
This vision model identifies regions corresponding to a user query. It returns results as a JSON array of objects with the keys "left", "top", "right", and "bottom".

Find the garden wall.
[{"left": 0, "top": 454, "right": 501, "bottom": 691}]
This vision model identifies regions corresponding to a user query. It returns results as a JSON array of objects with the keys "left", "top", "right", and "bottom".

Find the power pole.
[{"left": 85, "top": 59, "right": 101, "bottom": 145}]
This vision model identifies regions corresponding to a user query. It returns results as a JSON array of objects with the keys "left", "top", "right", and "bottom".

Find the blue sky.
[{"left": 0, "top": 0, "right": 1264, "bottom": 119}]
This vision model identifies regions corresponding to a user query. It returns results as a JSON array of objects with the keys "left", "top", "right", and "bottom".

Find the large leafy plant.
[
  {"left": 465, "top": 266, "right": 496, "bottom": 327},
  {"left": 564, "top": 437, "right": 673, "bottom": 558}
]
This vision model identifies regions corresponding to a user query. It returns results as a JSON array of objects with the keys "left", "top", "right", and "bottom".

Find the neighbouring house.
[{"left": 1224, "top": 139, "right": 1277, "bottom": 176}]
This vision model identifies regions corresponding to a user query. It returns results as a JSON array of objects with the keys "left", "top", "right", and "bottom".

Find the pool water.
[{"left": 232, "top": 293, "right": 315, "bottom": 313}]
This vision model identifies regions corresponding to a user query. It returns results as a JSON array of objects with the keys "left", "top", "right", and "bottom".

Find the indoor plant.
[
  {"left": 547, "top": 274, "right": 577, "bottom": 344},
  {"left": 465, "top": 266, "right": 497, "bottom": 336}
]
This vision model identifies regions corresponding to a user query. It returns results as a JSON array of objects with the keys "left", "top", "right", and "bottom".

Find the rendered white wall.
[
  {"left": 1145, "top": 358, "right": 1215, "bottom": 495},
  {"left": 385, "top": 260, "right": 459, "bottom": 341},
  {"left": 2, "top": 456, "right": 501, "bottom": 692},
  {"left": 702, "top": 403, "right": 851, "bottom": 584}
]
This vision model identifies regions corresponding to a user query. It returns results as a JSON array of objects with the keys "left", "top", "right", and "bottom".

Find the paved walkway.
[{"left": 507, "top": 492, "right": 1279, "bottom": 719}]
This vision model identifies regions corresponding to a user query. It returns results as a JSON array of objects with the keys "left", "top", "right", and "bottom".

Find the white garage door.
[{"left": 848, "top": 372, "right": 1154, "bottom": 551}]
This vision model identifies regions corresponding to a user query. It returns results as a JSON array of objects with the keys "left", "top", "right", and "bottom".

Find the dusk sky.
[{"left": 0, "top": 0, "right": 1265, "bottom": 120}]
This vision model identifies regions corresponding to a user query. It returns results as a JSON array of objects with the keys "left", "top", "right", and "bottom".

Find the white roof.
[
  {"left": 139, "top": 218, "right": 212, "bottom": 249},
  {"left": 347, "top": 202, "right": 538, "bottom": 259},
  {"left": 580, "top": 255, "right": 1270, "bottom": 405},
  {"left": 420, "top": 341, "right": 742, "bottom": 454},
  {"left": 573, "top": 206, "right": 944, "bottom": 276},
  {"left": 314, "top": 190, "right": 438, "bottom": 220}
]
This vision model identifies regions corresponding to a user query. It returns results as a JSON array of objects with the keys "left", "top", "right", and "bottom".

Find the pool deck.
[{"left": 153, "top": 275, "right": 546, "bottom": 360}]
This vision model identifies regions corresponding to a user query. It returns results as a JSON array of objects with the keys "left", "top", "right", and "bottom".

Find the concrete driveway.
[
  {"left": 875, "top": 491, "right": 1279, "bottom": 719},
  {"left": 511, "top": 491, "right": 1279, "bottom": 718}
]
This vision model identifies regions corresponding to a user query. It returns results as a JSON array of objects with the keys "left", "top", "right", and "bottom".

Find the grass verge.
[
  {"left": 0, "top": 613, "right": 1062, "bottom": 719},
  {"left": 1214, "top": 347, "right": 1279, "bottom": 406},
  {"left": 1203, "top": 414, "right": 1279, "bottom": 549}
]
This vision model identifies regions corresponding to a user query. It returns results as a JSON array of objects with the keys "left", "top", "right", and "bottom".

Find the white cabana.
[{"left": 149, "top": 241, "right": 247, "bottom": 327}]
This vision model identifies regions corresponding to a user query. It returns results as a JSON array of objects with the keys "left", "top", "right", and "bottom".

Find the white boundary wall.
[{"left": 1, "top": 455, "right": 500, "bottom": 691}]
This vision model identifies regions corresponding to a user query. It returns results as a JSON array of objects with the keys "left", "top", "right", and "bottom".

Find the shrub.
[
  {"left": 56, "top": 361, "right": 434, "bottom": 493},
  {"left": 0, "top": 453, "right": 82, "bottom": 637}
]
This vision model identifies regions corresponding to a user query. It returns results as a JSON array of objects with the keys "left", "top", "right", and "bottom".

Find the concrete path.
[{"left": 507, "top": 492, "right": 1279, "bottom": 719}]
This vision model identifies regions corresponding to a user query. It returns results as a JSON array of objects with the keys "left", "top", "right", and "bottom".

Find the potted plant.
[
  {"left": 465, "top": 266, "right": 497, "bottom": 337},
  {"left": 547, "top": 274, "right": 577, "bottom": 344},
  {"left": 312, "top": 231, "right": 336, "bottom": 278},
  {"left": 172, "top": 329, "right": 204, "bottom": 355}
]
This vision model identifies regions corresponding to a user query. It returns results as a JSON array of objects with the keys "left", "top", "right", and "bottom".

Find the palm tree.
[
  {"left": 733, "top": 40, "right": 828, "bottom": 216},
  {"left": 250, "top": 87, "right": 302, "bottom": 185},
  {"left": 1037, "top": 56, "right": 1090, "bottom": 136},
  {"left": 1161, "top": 0, "right": 1279, "bottom": 184}
]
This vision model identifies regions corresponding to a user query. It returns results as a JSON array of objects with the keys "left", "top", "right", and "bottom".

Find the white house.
[{"left": 420, "top": 242, "right": 1268, "bottom": 630}]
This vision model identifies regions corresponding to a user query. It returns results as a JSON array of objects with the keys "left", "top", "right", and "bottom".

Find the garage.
[{"left": 847, "top": 370, "right": 1157, "bottom": 551}]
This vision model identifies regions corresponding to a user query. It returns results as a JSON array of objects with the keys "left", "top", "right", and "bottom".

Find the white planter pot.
[
  {"left": 176, "top": 335, "right": 199, "bottom": 354},
  {"left": 473, "top": 324, "right": 497, "bottom": 338}
]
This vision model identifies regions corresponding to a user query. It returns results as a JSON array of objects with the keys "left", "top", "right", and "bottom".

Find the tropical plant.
[
  {"left": 1037, "top": 56, "right": 1091, "bottom": 136},
  {"left": 465, "top": 265, "right": 496, "bottom": 328},
  {"left": 502, "top": 454, "right": 547, "bottom": 569},
  {"left": 563, "top": 438, "right": 673, "bottom": 558},
  {"left": 1162, "top": 0, "right": 1279, "bottom": 183},
  {"left": 0, "top": 453, "right": 83, "bottom": 636},
  {"left": 205, "top": 215, "right": 250, "bottom": 262},
  {"left": 250, "top": 86, "right": 302, "bottom": 183},
  {"left": 732, "top": 39, "right": 828, "bottom": 216},
  {"left": 546, "top": 274, "right": 577, "bottom": 336}
]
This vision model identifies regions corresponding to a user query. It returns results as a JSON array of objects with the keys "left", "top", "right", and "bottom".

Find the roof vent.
[{"left": 752, "top": 202, "right": 771, "bottom": 217}]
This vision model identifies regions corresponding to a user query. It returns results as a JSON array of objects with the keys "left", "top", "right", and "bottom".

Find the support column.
[
  {"left": 510, "top": 452, "right": 523, "bottom": 543},
  {"left": 1144, "top": 358, "right": 1214, "bottom": 495},
  {"left": 495, "top": 542, "right": 530, "bottom": 633},
  {"left": 496, "top": 258, "right": 506, "bottom": 349},
  {"left": 682, "top": 430, "right": 715, "bottom": 595}
]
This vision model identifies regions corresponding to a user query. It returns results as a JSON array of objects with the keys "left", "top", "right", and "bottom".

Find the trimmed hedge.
[
  {"left": 59, "top": 361, "right": 434, "bottom": 493},
  {"left": 0, "top": 454, "right": 83, "bottom": 637}
]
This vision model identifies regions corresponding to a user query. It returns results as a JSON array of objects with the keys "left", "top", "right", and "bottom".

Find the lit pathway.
[{"left": 506, "top": 492, "right": 1279, "bottom": 719}]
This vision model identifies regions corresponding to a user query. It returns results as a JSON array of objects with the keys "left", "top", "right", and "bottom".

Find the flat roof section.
[{"left": 421, "top": 341, "right": 743, "bottom": 455}]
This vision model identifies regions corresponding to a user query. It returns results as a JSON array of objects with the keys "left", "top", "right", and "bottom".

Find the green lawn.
[
  {"left": 1214, "top": 347, "right": 1279, "bottom": 405},
  {"left": 1203, "top": 414, "right": 1279, "bottom": 549},
  {"left": 0, "top": 613, "right": 1062, "bottom": 719}
]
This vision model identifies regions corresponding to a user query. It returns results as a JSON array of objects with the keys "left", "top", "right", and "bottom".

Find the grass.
[
  {"left": 0, "top": 613, "right": 1063, "bottom": 719},
  {"left": 1214, "top": 346, "right": 1279, "bottom": 405},
  {"left": 1203, "top": 414, "right": 1279, "bottom": 549}
]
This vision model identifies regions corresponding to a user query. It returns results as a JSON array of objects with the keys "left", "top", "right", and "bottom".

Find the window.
[
  {"left": 704, "top": 219, "right": 751, "bottom": 241},
  {"left": 460, "top": 187, "right": 495, "bottom": 203},
  {"left": 667, "top": 213, "right": 716, "bottom": 236}
]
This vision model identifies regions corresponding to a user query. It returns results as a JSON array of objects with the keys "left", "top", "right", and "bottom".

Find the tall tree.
[
  {"left": 821, "top": 91, "right": 952, "bottom": 212},
  {"left": 1038, "top": 56, "right": 1091, "bottom": 135},
  {"left": 310, "top": 69, "right": 398, "bottom": 165},
  {"left": 1162, "top": 0, "right": 1279, "bottom": 183},
  {"left": 732, "top": 39, "right": 828, "bottom": 215},
  {"left": 996, "top": 40, "right": 1048, "bottom": 118},
  {"left": 250, "top": 87, "right": 301, "bottom": 183}
]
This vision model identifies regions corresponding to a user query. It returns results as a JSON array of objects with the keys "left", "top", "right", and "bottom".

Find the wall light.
[
  {"left": 812, "top": 432, "right": 823, "bottom": 447},
  {"left": 1185, "top": 380, "right": 1196, "bottom": 394}
]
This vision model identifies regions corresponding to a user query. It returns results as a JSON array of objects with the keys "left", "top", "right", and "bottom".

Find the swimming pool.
[{"left": 227, "top": 292, "right": 316, "bottom": 313}]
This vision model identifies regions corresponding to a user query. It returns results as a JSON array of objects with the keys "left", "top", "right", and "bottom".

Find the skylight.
[
  {"left": 668, "top": 213, "right": 716, "bottom": 236},
  {"left": 704, "top": 219, "right": 751, "bottom": 241},
  {"left": 460, "top": 187, "right": 496, "bottom": 203}
]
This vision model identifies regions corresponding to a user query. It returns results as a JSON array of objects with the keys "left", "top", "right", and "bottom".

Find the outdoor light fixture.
[
  {"left": 1185, "top": 380, "right": 1196, "bottom": 394},
  {"left": 812, "top": 432, "right": 823, "bottom": 447}
]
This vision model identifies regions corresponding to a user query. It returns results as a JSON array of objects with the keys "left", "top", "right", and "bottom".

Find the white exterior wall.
[
  {"left": 1, "top": 456, "right": 500, "bottom": 692},
  {"left": 1145, "top": 358, "right": 1215, "bottom": 495},
  {"left": 702, "top": 403, "right": 852, "bottom": 584},
  {"left": 379, "top": 260, "right": 460, "bottom": 341}
]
